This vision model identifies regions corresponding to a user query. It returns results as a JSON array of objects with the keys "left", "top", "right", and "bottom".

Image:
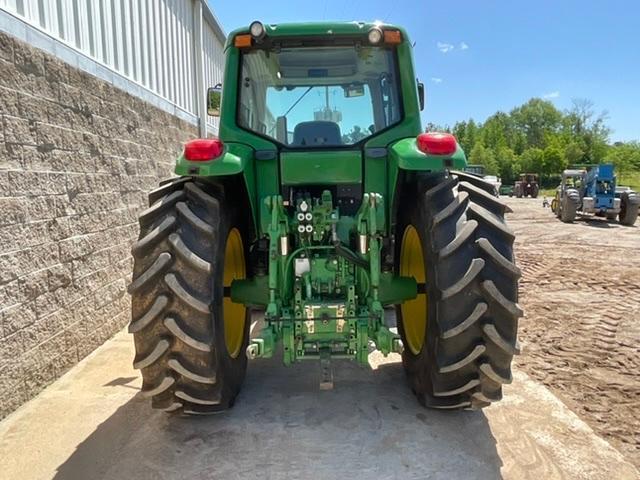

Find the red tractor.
[{"left": 514, "top": 173, "right": 539, "bottom": 198}]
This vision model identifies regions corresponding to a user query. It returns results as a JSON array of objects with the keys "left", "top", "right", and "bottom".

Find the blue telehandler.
[{"left": 551, "top": 164, "right": 639, "bottom": 225}]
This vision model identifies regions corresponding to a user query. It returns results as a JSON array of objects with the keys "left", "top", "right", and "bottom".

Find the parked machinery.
[
  {"left": 551, "top": 164, "right": 639, "bottom": 225},
  {"left": 551, "top": 169, "right": 583, "bottom": 222},
  {"left": 514, "top": 173, "right": 539, "bottom": 198}
]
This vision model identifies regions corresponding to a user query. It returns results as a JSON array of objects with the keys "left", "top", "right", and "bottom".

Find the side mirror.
[
  {"left": 417, "top": 81, "right": 425, "bottom": 111},
  {"left": 207, "top": 84, "right": 222, "bottom": 117}
]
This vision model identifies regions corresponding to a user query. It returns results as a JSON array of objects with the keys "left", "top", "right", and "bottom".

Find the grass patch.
[{"left": 619, "top": 172, "right": 640, "bottom": 191}]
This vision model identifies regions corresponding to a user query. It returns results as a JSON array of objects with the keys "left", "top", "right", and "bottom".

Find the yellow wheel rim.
[
  {"left": 223, "top": 228, "right": 246, "bottom": 358},
  {"left": 399, "top": 225, "right": 428, "bottom": 355}
]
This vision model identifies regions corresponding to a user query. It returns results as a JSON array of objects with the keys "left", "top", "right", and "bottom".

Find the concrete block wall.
[{"left": 0, "top": 31, "right": 198, "bottom": 419}]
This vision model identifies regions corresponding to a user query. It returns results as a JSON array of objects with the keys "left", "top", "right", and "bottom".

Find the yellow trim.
[
  {"left": 223, "top": 228, "right": 246, "bottom": 358},
  {"left": 399, "top": 225, "right": 427, "bottom": 355}
]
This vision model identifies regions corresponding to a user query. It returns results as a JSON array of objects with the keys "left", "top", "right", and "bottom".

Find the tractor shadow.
[
  {"left": 54, "top": 357, "right": 502, "bottom": 480},
  {"left": 582, "top": 218, "right": 615, "bottom": 228}
]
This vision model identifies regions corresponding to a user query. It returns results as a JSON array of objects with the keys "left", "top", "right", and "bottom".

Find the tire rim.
[
  {"left": 223, "top": 228, "right": 246, "bottom": 358},
  {"left": 399, "top": 225, "right": 427, "bottom": 355}
]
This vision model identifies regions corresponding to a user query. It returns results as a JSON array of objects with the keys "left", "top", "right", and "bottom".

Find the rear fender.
[
  {"left": 174, "top": 142, "right": 257, "bottom": 231},
  {"left": 388, "top": 137, "right": 467, "bottom": 228},
  {"left": 389, "top": 137, "right": 466, "bottom": 172}
]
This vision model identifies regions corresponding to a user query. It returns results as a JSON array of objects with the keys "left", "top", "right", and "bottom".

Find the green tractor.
[{"left": 128, "top": 21, "right": 522, "bottom": 414}]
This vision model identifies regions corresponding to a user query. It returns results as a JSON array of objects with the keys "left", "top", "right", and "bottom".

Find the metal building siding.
[{"left": 0, "top": 0, "right": 226, "bottom": 134}]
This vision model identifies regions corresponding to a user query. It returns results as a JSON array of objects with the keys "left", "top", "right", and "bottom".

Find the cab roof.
[{"left": 225, "top": 21, "right": 411, "bottom": 49}]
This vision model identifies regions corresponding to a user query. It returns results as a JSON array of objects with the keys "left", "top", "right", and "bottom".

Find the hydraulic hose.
[{"left": 333, "top": 241, "right": 369, "bottom": 269}]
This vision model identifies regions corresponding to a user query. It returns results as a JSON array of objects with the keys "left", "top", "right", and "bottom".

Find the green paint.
[{"left": 280, "top": 151, "right": 361, "bottom": 185}]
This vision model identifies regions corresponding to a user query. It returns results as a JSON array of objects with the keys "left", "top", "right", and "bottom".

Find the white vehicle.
[{"left": 483, "top": 175, "right": 502, "bottom": 195}]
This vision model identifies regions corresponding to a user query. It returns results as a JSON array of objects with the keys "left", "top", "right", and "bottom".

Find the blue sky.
[{"left": 209, "top": 0, "right": 640, "bottom": 142}]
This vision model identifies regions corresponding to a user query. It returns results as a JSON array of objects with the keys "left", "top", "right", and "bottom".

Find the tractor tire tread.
[
  {"left": 476, "top": 238, "right": 522, "bottom": 279},
  {"left": 433, "top": 192, "right": 469, "bottom": 226},
  {"left": 141, "top": 376, "right": 176, "bottom": 398},
  {"left": 132, "top": 215, "right": 176, "bottom": 257},
  {"left": 440, "top": 258, "right": 484, "bottom": 299},
  {"left": 441, "top": 302, "right": 488, "bottom": 339},
  {"left": 149, "top": 177, "right": 191, "bottom": 205},
  {"left": 458, "top": 180, "right": 511, "bottom": 214},
  {"left": 176, "top": 202, "right": 216, "bottom": 235},
  {"left": 450, "top": 171, "right": 497, "bottom": 196},
  {"left": 168, "top": 233, "right": 212, "bottom": 273},
  {"left": 128, "top": 295, "right": 169, "bottom": 333},
  {"left": 130, "top": 177, "right": 248, "bottom": 415},
  {"left": 127, "top": 252, "right": 173, "bottom": 294},
  {"left": 399, "top": 172, "right": 520, "bottom": 411},
  {"left": 438, "top": 344, "right": 486, "bottom": 373},
  {"left": 164, "top": 272, "right": 210, "bottom": 314},
  {"left": 138, "top": 190, "right": 186, "bottom": 227},
  {"left": 439, "top": 220, "right": 477, "bottom": 259}
]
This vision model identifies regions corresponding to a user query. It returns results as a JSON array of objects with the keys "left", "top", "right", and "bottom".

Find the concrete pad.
[{"left": 0, "top": 330, "right": 637, "bottom": 480}]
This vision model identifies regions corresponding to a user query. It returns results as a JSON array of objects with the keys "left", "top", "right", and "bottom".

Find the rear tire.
[
  {"left": 619, "top": 192, "right": 639, "bottom": 226},
  {"left": 128, "top": 177, "right": 250, "bottom": 414},
  {"left": 396, "top": 172, "right": 522, "bottom": 410},
  {"left": 515, "top": 184, "right": 523, "bottom": 198},
  {"left": 531, "top": 185, "right": 539, "bottom": 199},
  {"left": 560, "top": 190, "right": 579, "bottom": 223}
]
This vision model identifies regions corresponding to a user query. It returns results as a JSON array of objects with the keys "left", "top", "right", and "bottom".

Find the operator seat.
[{"left": 292, "top": 121, "right": 342, "bottom": 146}]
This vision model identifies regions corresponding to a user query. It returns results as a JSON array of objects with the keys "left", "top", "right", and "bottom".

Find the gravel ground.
[{"left": 507, "top": 196, "right": 640, "bottom": 468}]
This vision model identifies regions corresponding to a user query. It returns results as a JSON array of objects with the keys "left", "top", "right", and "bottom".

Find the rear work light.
[
  {"left": 249, "top": 21, "right": 266, "bottom": 41},
  {"left": 417, "top": 132, "right": 457, "bottom": 155},
  {"left": 184, "top": 139, "right": 224, "bottom": 161}
]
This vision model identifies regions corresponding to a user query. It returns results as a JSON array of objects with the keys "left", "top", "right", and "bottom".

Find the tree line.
[{"left": 427, "top": 98, "right": 640, "bottom": 186}]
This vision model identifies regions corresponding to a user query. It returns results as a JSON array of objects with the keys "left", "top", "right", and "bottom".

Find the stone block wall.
[{"left": 0, "top": 31, "right": 198, "bottom": 419}]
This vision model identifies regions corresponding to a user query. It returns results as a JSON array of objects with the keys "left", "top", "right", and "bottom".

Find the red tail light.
[
  {"left": 184, "top": 139, "right": 224, "bottom": 161},
  {"left": 417, "top": 132, "right": 457, "bottom": 155}
]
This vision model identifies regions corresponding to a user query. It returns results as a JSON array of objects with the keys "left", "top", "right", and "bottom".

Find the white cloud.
[
  {"left": 459, "top": 42, "right": 469, "bottom": 50},
  {"left": 431, "top": 77, "right": 443, "bottom": 84},
  {"left": 437, "top": 42, "right": 455, "bottom": 53},
  {"left": 543, "top": 91, "right": 560, "bottom": 99}
]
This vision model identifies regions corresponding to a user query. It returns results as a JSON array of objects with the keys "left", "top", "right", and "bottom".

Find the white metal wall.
[{"left": 0, "top": 0, "right": 225, "bottom": 134}]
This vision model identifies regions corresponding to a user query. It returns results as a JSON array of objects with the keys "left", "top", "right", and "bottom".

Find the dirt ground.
[{"left": 506, "top": 197, "right": 640, "bottom": 468}]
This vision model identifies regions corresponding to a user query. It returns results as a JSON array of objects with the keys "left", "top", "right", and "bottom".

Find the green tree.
[
  {"left": 452, "top": 119, "right": 479, "bottom": 154},
  {"left": 469, "top": 143, "right": 498, "bottom": 175},
  {"left": 563, "top": 99, "right": 610, "bottom": 163},
  {"left": 510, "top": 98, "right": 563, "bottom": 149},
  {"left": 495, "top": 146, "right": 518, "bottom": 183},
  {"left": 519, "top": 148, "right": 545, "bottom": 174},
  {"left": 564, "top": 142, "right": 585, "bottom": 167},
  {"left": 543, "top": 144, "right": 567, "bottom": 176},
  {"left": 480, "top": 112, "right": 511, "bottom": 152},
  {"left": 604, "top": 142, "right": 640, "bottom": 177},
  {"left": 425, "top": 122, "right": 450, "bottom": 133},
  {"left": 447, "top": 96, "right": 633, "bottom": 184}
]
